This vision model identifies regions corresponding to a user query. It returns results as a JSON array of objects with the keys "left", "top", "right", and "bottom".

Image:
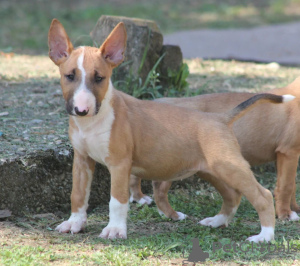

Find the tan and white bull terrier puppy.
[{"left": 48, "top": 19, "right": 295, "bottom": 242}]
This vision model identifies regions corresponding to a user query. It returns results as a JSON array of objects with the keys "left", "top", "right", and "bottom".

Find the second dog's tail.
[{"left": 226, "top": 93, "right": 295, "bottom": 126}]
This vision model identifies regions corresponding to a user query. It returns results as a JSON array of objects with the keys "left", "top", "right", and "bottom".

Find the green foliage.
[
  {"left": 161, "top": 62, "right": 205, "bottom": 98},
  {"left": 2, "top": 0, "right": 300, "bottom": 53},
  {"left": 114, "top": 47, "right": 192, "bottom": 100},
  {"left": 113, "top": 60, "right": 163, "bottom": 99},
  {"left": 2, "top": 0, "right": 297, "bottom": 101},
  {"left": 166, "top": 63, "right": 190, "bottom": 94},
  {"left": 112, "top": 28, "right": 168, "bottom": 99}
]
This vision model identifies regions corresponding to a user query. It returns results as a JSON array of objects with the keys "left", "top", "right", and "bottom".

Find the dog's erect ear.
[
  {"left": 48, "top": 19, "right": 73, "bottom": 66},
  {"left": 99, "top": 22, "right": 127, "bottom": 68}
]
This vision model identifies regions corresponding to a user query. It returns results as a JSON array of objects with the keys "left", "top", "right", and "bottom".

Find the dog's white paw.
[
  {"left": 55, "top": 221, "right": 83, "bottom": 234},
  {"left": 199, "top": 214, "right": 229, "bottom": 228},
  {"left": 55, "top": 212, "right": 87, "bottom": 234},
  {"left": 176, "top": 211, "right": 188, "bottom": 220},
  {"left": 157, "top": 209, "right": 187, "bottom": 220},
  {"left": 129, "top": 194, "right": 153, "bottom": 205},
  {"left": 135, "top": 195, "right": 153, "bottom": 205},
  {"left": 246, "top": 226, "right": 274, "bottom": 243},
  {"left": 99, "top": 225, "right": 127, "bottom": 239},
  {"left": 289, "top": 211, "right": 300, "bottom": 221}
]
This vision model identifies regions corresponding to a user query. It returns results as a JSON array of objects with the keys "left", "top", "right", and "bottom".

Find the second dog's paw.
[
  {"left": 99, "top": 225, "right": 127, "bottom": 239},
  {"left": 176, "top": 211, "right": 187, "bottom": 220},
  {"left": 278, "top": 210, "right": 300, "bottom": 221},
  {"left": 138, "top": 195, "right": 153, "bottom": 205},
  {"left": 55, "top": 212, "right": 87, "bottom": 234},
  {"left": 129, "top": 194, "right": 153, "bottom": 205},
  {"left": 291, "top": 204, "right": 300, "bottom": 213},
  {"left": 157, "top": 209, "right": 187, "bottom": 220},
  {"left": 289, "top": 211, "right": 300, "bottom": 221},
  {"left": 199, "top": 214, "right": 229, "bottom": 228}
]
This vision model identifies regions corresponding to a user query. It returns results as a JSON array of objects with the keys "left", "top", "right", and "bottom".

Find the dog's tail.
[{"left": 226, "top": 93, "right": 295, "bottom": 126}]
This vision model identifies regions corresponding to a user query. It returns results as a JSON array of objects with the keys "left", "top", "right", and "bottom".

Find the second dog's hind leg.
[
  {"left": 152, "top": 180, "right": 187, "bottom": 220},
  {"left": 129, "top": 175, "right": 153, "bottom": 205},
  {"left": 212, "top": 159, "right": 275, "bottom": 243},
  {"left": 275, "top": 152, "right": 300, "bottom": 220},
  {"left": 199, "top": 173, "right": 242, "bottom": 228}
]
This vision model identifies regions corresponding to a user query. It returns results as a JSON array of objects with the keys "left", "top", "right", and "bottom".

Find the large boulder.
[{"left": 90, "top": 15, "right": 183, "bottom": 90}]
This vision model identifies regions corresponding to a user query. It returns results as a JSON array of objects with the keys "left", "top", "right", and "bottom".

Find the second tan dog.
[{"left": 130, "top": 78, "right": 300, "bottom": 222}]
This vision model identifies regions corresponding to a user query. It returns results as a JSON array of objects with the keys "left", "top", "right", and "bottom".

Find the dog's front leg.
[
  {"left": 56, "top": 150, "right": 95, "bottom": 234},
  {"left": 100, "top": 161, "right": 131, "bottom": 239}
]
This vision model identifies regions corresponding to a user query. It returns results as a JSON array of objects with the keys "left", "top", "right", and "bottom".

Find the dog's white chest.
[
  {"left": 70, "top": 84, "right": 115, "bottom": 165},
  {"left": 71, "top": 122, "right": 112, "bottom": 165},
  {"left": 86, "top": 131, "right": 111, "bottom": 165}
]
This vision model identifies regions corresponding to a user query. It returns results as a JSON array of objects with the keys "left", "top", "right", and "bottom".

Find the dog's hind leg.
[
  {"left": 199, "top": 173, "right": 242, "bottom": 228},
  {"left": 152, "top": 180, "right": 187, "bottom": 220},
  {"left": 275, "top": 152, "right": 300, "bottom": 220},
  {"left": 291, "top": 184, "right": 300, "bottom": 213},
  {"left": 212, "top": 159, "right": 275, "bottom": 243},
  {"left": 129, "top": 175, "right": 153, "bottom": 205}
]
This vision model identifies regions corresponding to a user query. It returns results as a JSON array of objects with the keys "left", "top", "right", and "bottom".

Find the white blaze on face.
[{"left": 73, "top": 47, "right": 96, "bottom": 116}]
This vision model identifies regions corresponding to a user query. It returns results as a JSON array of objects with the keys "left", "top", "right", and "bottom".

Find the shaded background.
[{"left": 2, "top": 0, "right": 300, "bottom": 54}]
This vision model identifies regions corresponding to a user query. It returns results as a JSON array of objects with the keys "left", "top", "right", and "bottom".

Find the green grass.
[
  {"left": 1, "top": 180, "right": 300, "bottom": 265},
  {"left": 2, "top": 0, "right": 300, "bottom": 54}
]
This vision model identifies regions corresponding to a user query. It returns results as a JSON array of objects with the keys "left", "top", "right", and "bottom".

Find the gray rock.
[
  {"left": 159, "top": 45, "right": 183, "bottom": 87},
  {"left": 91, "top": 15, "right": 163, "bottom": 84},
  {"left": 90, "top": 15, "right": 183, "bottom": 89}
]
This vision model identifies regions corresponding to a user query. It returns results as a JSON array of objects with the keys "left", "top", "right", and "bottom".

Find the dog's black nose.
[{"left": 74, "top": 107, "right": 89, "bottom": 116}]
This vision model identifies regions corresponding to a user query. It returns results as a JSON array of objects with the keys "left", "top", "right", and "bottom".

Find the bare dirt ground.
[{"left": 0, "top": 55, "right": 69, "bottom": 162}]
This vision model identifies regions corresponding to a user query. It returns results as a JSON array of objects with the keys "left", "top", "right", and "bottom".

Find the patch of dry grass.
[
  {"left": 0, "top": 54, "right": 58, "bottom": 83},
  {"left": 186, "top": 58, "right": 300, "bottom": 93}
]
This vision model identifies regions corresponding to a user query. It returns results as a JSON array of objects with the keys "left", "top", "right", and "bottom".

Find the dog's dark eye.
[
  {"left": 65, "top": 74, "right": 75, "bottom": 81},
  {"left": 95, "top": 75, "right": 104, "bottom": 83}
]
